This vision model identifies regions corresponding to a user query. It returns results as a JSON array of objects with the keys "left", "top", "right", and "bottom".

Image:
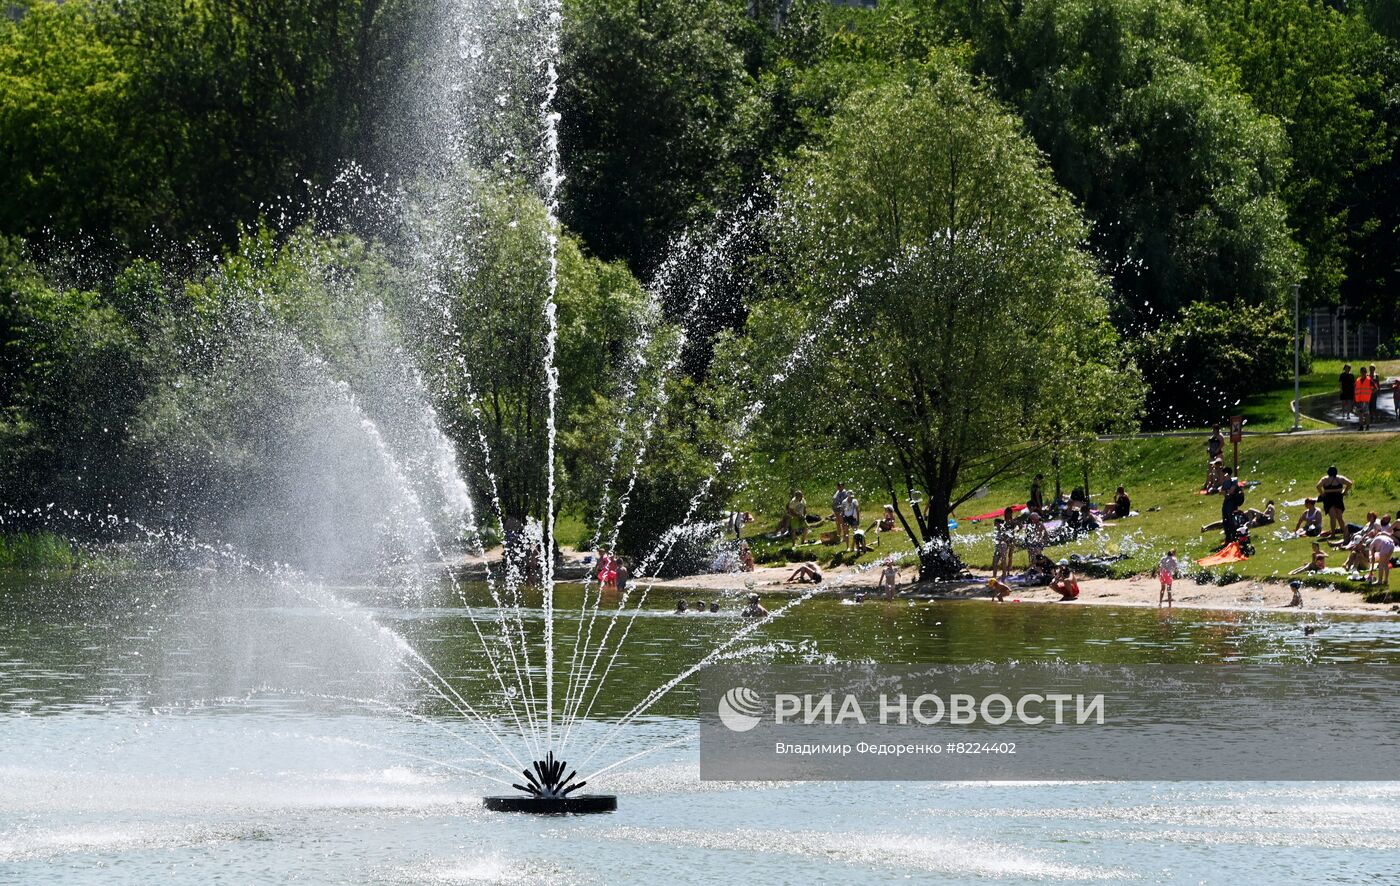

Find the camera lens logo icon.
[{"left": 717, "top": 686, "right": 764, "bottom": 732}]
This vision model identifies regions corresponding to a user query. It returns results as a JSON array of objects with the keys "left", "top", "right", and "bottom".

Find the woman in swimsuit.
[{"left": 1316, "top": 466, "right": 1353, "bottom": 542}]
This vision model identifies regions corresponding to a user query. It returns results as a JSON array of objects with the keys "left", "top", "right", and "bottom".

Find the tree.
[
  {"left": 0, "top": 238, "right": 150, "bottom": 515},
  {"left": 1001, "top": 0, "right": 1300, "bottom": 327},
  {"left": 746, "top": 67, "right": 1137, "bottom": 579},
  {"left": 397, "top": 173, "right": 652, "bottom": 530},
  {"left": 558, "top": 0, "right": 751, "bottom": 277},
  {"left": 1200, "top": 0, "right": 1392, "bottom": 309},
  {"left": 1138, "top": 300, "right": 1300, "bottom": 427}
]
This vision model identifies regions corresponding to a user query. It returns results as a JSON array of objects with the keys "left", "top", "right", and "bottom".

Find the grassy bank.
[
  {"left": 0, "top": 532, "right": 81, "bottom": 570},
  {"left": 734, "top": 432, "right": 1400, "bottom": 600}
]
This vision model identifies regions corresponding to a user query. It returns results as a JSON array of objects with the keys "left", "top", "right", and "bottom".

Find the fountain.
[
  {"left": 0, "top": 0, "right": 833, "bottom": 827},
  {"left": 482, "top": 751, "right": 616, "bottom": 813}
]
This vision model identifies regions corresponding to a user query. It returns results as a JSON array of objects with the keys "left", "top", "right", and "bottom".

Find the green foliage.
[
  {"left": 741, "top": 66, "right": 1135, "bottom": 575},
  {"left": 0, "top": 0, "right": 415, "bottom": 251},
  {"left": 397, "top": 172, "right": 654, "bottom": 526},
  {"left": 1000, "top": 0, "right": 1300, "bottom": 324},
  {"left": 1199, "top": 0, "right": 1392, "bottom": 309},
  {"left": 559, "top": 0, "right": 751, "bottom": 275},
  {"left": 0, "top": 237, "right": 151, "bottom": 510},
  {"left": 0, "top": 532, "right": 79, "bottom": 570},
  {"left": 1138, "top": 300, "right": 1303, "bottom": 427}
]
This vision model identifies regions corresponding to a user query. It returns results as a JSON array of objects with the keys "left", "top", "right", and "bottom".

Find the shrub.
[{"left": 1138, "top": 301, "right": 1305, "bottom": 427}]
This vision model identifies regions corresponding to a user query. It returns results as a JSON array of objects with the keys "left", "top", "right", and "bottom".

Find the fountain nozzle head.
[
  {"left": 511, "top": 751, "right": 585, "bottom": 799},
  {"left": 484, "top": 751, "right": 617, "bottom": 813}
]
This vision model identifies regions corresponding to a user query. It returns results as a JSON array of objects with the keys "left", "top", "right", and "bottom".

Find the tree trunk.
[{"left": 918, "top": 490, "right": 965, "bottom": 581}]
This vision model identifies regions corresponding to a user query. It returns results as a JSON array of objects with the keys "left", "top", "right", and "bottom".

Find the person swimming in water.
[{"left": 741, "top": 593, "right": 768, "bottom": 618}]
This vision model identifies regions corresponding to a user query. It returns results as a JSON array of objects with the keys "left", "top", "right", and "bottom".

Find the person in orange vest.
[{"left": 1355, "top": 368, "right": 1375, "bottom": 431}]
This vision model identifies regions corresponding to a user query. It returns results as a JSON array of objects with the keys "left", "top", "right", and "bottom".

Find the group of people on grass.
[
  {"left": 1200, "top": 425, "right": 1275, "bottom": 548},
  {"left": 1338, "top": 363, "right": 1395, "bottom": 431},
  {"left": 988, "top": 478, "right": 1131, "bottom": 574},
  {"left": 776, "top": 483, "right": 901, "bottom": 554},
  {"left": 1285, "top": 466, "right": 1396, "bottom": 587}
]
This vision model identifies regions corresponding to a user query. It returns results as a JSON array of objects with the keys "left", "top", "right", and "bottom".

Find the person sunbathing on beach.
[
  {"left": 785, "top": 563, "right": 823, "bottom": 584},
  {"left": 1288, "top": 543, "right": 1328, "bottom": 575}
]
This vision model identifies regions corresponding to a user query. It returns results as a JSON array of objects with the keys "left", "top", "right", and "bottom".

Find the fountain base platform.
[{"left": 483, "top": 794, "right": 617, "bottom": 814}]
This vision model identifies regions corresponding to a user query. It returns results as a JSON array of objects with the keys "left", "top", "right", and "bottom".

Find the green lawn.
[
  {"left": 733, "top": 433, "right": 1400, "bottom": 600},
  {"left": 1231, "top": 358, "right": 1399, "bottom": 433}
]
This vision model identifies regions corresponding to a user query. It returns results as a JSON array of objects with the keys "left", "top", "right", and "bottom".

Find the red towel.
[
  {"left": 1197, "top": 542, "right": 1248, "bottom": 566},
  {"left": 966, "top": 504, "right": 1027, "bottom": 523}
]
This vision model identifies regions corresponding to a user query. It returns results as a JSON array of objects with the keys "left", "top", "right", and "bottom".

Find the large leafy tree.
[
  {"left": 741, "top": 67, "right": 1138, "bottom": 579},
  {"left": 558, "top": 0, "right": 752, "bottom": 277},
  {"left": 1200, "top": 0, "right": 1392, "bottom": 309},
  {"left": 0, "top": 0, "right": 411, "bottom": 251},
  {"left": 1002, "top": 0, "right": 1299, "bottom": 327},
  {"left": 400, "top": 175, "right": 652, "bottom": 529}
]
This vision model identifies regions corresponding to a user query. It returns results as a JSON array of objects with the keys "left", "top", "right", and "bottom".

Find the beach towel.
[
  {"left": 966, "top": 504, "right": 1026, "bottom": 523},
  {"left": 1197, "top": 542, "right": 1249, "bottom": 566}
]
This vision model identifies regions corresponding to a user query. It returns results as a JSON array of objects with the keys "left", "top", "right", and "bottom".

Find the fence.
[{"left": 1308, "top": 307, "right": 1386, "bottom": 358}]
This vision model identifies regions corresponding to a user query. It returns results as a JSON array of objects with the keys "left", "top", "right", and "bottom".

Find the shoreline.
[{"left": 642, "top": 562, "right": 1400, "bottom": 617}]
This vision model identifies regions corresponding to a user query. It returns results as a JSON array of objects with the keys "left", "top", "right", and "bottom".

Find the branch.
[{"left": 948, "top": 440, "right": 1051, "bottom": 513}]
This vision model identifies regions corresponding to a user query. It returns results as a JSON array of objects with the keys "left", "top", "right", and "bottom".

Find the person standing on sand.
[
  {"left": 1339, "top": 364, "right": 1355, "bottom": 419},
  {"left": 1158, "top": 550, "right": 1178, "bottom": 608},
  {"left": 879, "top": 560, "right": 899, "bottom": 600},
  {"left": 991, "top": 518, "right": 1012, "bottom": 580},
  {"left": 1316, "top": 466, "right": 1353, "bottom": 541}
]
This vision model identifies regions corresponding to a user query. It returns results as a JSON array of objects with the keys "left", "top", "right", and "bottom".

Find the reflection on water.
[{"left": 2, "top": 571, "right": 1399, "bottom": 884}]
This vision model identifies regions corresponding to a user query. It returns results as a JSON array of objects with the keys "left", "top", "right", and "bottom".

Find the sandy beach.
[{"left": 643, "top": 561, "right": 1400, "bottom": 616}]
